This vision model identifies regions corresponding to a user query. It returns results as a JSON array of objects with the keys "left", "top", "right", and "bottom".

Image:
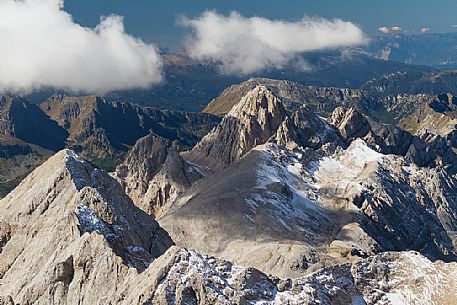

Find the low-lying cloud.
[
  {"left": 421, "top": 27, "right": 430, "bottom": 33},
  {"left": 0, "top": 0, "right": 163, "bottom": 94},
  {"left": 180, "top": 11, "right": 367, "bottom": 75},
  {"left": 378, "top": 26, "right": 390, "bottom": 34},
  {"left": 378, "top": 26, "right": 403, "bottom": 34}
]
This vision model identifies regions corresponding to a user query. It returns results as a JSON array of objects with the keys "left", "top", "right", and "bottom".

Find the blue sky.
[{"left": 64, "top": 0, "right": 457, "bottom": 49}]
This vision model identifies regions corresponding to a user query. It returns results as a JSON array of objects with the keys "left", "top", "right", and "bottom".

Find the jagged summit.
[
  {"left": 0, "top": 149, "right": 173, "bottom": 304},
  {"left": 115, "top": 133, "right": 207, "bottom": 218},
  {"left": 187, "top": 85, "right": 288, "bottom": 168},
  {"left": 203, "top": 78, "right": 367, "bottom": 116},
  {"left": 329, "top": 106, "right": 457, "bottom": 173},
  {"left": 115, "top": 133, "right": 171, "bottom": 205}
]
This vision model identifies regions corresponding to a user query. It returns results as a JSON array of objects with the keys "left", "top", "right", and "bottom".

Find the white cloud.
[
  {"left": 180, "top": 11, "right": 367, "bottom": 75},
  {"left": 378, "top": 26, "right": 390, "bottom": 34},
  {"left": 420, "top": 27, "right": 430, "bottom": 33},
  {"left": 391, "top": 26, "right": 402, "bottom": 31},
  {"left": 0, "top": 0, "right": 163, "bottom": 94}
]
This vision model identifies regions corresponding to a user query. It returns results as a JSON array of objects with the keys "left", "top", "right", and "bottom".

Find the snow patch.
[{"left": 75, "top": 203, "right": 106, "bottom": 234}]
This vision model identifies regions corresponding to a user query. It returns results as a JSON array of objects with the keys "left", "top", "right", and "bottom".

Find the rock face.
[
  {"left": 0, "top": 150, "right": 173, "bottom": 304},
  {"left": 188, "top": 86, "right": 287, "bottom": 168},
  {"left": 314, "top": 139, "right": 457, "bottom": 260},
  {"left": 115, "top": 133, "right": 171, "bottom": 205},
  {"left": 139, "top": 151, "right": 206, "bottom": 218},
  {"left": 273, "top": 107, "right": 343, "bottom": 150},
  {"left": 329, "top": 106, "right": 457, "bottom": 173},
  {"left": 115, "top": 133, "right": 207, "bottom": 218},
  {"left": 150, "top": 250, "right": 457, "bottom": 305},
  {"left": 400, "top": 94, "right": 457, "bottom": 155},
  {"left": 0, "top": 96, "right": 68, "bottom": 151}
]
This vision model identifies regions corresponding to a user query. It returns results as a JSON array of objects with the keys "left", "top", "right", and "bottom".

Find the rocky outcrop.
[
  {"left": 149, "top": 249, "right": 457, "bottom": 305},
  {"left": 115, "top": 133, "right": 207, "bottom": 218},
  {"left": 115, "top": 133, "right": 171, "bottom": 205},
  {"left": 400, "top": 93, "right": 457, "bottom": 137},
  {"left": 273, "top": 107, "right": 343, "bottom": 150},
  {"left": 329, "top": 106, "right": 457, "bottom": 173},
  {"left": 314, "top": 139, "right": 457, "bottom": 261},
  {"left": 188, "top": 86, "right": 287, "bottom": 168},
  {"left": 140, "top": 151, "right": 206, "bottom": 218},
  {"left": 400, "top": 94, "right": 457, "bottom": 162}
]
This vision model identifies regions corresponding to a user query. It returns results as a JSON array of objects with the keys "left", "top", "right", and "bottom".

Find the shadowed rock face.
[
  {"left": 115, "top": 133, "right": 207, "bottom": 218},
  {"left": 0, "top": 96, "right": 68, "bottom": 151},
  {"left": 273, "top": 107, "right": 343, "bottom": 150},
  {"left": 115, "top": 133, "right": 171, "bottom": 205}
]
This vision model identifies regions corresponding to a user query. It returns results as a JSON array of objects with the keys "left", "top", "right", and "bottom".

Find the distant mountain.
[
  {"left": 40, "top": 95, "right": 220, "bottom": 170},
  {"left": 362, "top": 70, "right": 457, "bottom": 97},
  {"left": 23, "top": 50, "right": 433, "bottom": 113},
  {"left": 204, "top": 77, "right": 435, "bottom": 124},
  {"left": 359, "top": 32, "right": 457, "bottom": 69},
  {"left": 0, "top": 134, "right": 50, "bottom": 197},
  {"left": 0, "top": 95, "right": 219, "bottom": 197}
]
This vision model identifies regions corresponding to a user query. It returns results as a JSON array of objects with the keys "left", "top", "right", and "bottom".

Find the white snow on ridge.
[
  {"left": 65, "top": 149, "right": 85, "bottom": 164},
  {"left": 245, "top": 144, "right": 324, "bottom": 229},
  {"left": 312, "top": 139, "right": 383, "bottom": 194}
]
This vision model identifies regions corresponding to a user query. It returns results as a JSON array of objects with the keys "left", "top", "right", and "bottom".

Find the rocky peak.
[
  {"left": 328, "top": 107, "right": 371, "bottom": 140},
  {"left": 329, "top": 106, "right": 457, "bottom": 173},
  {"left": 189, "top": 86, "right": 287, "bottom": 168},
  {"left": 329, "top": 106, "right": 417, "bottom": 156},
  {"left": 273, "top": 107, "right": 343, "bottom": 150},
  {"left": 0, "top": 149, "right": 173, "bottom": 303},
  {"left": 400, "top": 96, "right": 457, "bottom": 138},
  {"left": 115, "top": 133, "right": 171, "bottom": 204},
  {"left": 139, "top": 151, "right": 207, "bottom": 218}
]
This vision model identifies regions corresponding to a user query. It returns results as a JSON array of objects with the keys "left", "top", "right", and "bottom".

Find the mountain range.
[{"left": 2, "top": 74, "right": 457, "bottom": 304}]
